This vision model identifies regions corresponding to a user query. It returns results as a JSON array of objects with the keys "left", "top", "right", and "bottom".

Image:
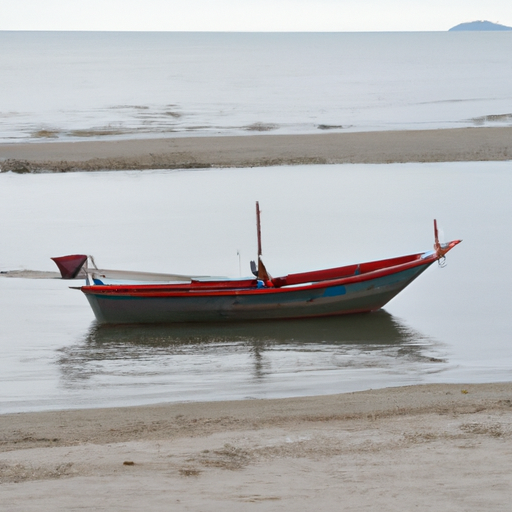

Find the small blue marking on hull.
[{"left": 322, "top": 285, "right": 347, "bottom": 297}]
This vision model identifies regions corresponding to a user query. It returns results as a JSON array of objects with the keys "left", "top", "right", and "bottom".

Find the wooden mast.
[
  {"left": 256, "top": 201, "right": 263, "bottom": 259},
  {"left": 255, "top": 201, "right": 271, "bottom": 282}
]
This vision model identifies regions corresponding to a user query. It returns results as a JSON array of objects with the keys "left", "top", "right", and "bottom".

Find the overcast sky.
[{"left": 1, "top": 0, "right": 511, "bottom": 32}]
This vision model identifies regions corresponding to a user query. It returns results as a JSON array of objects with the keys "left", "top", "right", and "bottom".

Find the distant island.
[{"left": 449, "top": 20, "right": 512, "bottom": 31}]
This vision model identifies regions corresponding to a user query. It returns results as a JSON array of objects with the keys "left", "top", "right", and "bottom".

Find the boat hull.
[{"left": 83, "top": 260, "right": 433, "bottom": 324}]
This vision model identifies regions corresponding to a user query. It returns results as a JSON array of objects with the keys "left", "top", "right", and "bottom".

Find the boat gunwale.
[{"left": 80, "top": 248, "right": 445, "bottom": 299}]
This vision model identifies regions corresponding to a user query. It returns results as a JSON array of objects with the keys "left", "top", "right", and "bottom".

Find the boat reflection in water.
[{"left": 58, "top": 312, "right": 446, "bottom": 401}]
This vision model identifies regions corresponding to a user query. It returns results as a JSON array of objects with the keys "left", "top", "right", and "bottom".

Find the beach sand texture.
[
  {"left": 1, "top": 126, "right": 512, "bottom": 172},
  {"left": 2, "top": 384, "right": 512, "bottom": 510}
]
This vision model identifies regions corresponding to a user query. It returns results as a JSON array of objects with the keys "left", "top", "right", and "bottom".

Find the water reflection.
[
  {"left": 82, "top": 310, "right": 423, "bottom": 345},
  {"left": 58, "top": 312, "right": 443, "bottom": 392}
]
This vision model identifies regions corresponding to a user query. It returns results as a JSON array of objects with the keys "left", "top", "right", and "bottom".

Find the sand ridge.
[{"left": 1, "top": 127, "right": 511, "bottom": 173}]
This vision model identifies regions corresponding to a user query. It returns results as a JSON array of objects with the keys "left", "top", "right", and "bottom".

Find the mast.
[
  {"left": 255, "top": 201, "right": 271, "bottom": 283},
  {"left": 256, "top": 201, "right": 262, "bottom": 258}
]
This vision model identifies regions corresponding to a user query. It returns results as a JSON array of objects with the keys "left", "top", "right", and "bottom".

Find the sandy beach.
[
  {"left": 1, "top": 126, "right": 512, "bottom": 172},
  {"left": 1, "top": 383, "right": 512, "bottom": 510}
]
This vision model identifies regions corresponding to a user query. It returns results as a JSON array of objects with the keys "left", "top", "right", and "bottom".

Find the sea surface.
[
  {"left": 1, "top": 31, "right": 512, "bottom": 143},
  {"left": 1, "top": 162, "right": 511, "bottom": 413}
]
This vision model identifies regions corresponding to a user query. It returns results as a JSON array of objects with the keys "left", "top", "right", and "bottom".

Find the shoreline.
[
  {"left": 1, "top": 126, "right": 511, "bottom": 172},
  {"left": 2, "top": 382, "right": 512, "bottom": 510},
  {"left": 2, "top": 382, "right": 512, "bottom": 448}
]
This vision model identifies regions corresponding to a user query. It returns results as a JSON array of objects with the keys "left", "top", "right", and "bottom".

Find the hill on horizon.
[{"left": 449, "top": 20, "right": 512, "bottom": 31}]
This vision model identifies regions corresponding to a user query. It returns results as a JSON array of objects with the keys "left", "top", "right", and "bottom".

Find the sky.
[{"left": 1, "top": 0, "right": 511, "bottom": 32}]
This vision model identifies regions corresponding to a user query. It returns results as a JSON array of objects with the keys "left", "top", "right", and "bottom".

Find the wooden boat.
[{"left": 80, "top": 204, "right": 461, "bottom": 324}]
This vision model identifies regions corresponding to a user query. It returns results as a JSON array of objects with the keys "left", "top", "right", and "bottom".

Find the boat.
[{"left": 80, "top": 203, "right": 461, "bottom": 324}]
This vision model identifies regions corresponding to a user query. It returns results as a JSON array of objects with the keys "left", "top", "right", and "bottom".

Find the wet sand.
[
  {"left": 1, "top": 126, "right": 512, "bottom": 172},
  {"left": 2, "top": 383, "right": 512, "bottom": 510}
]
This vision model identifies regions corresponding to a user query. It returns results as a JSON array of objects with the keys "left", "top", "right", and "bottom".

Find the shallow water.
[
  {"left": 1, "top": 162, "right": 511, "bottom": 413},
  {"left": 1, "top": 31, "right": 512, "bottom": 142}
]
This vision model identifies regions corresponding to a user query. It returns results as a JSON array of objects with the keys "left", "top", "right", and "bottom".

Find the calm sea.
[
  {"left": 1, "top": 31, "right": 512, "bottom": 143},
  {"left": 1, "top": 162, "right": 511, "bottom": 413}
]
